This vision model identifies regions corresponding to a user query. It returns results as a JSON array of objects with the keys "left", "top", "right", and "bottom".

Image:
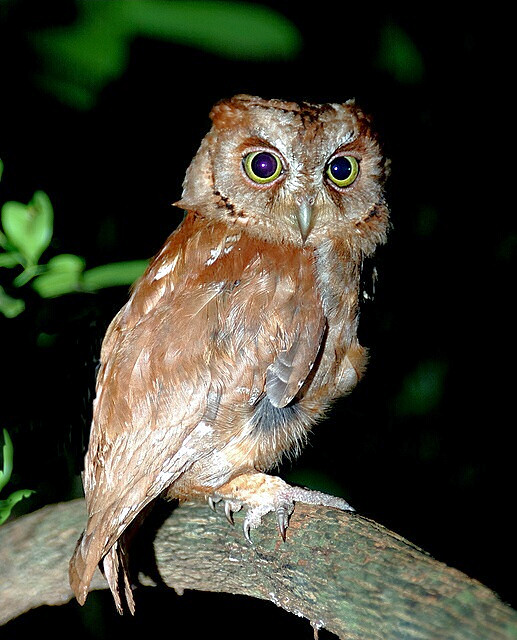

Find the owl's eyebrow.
[
  {"left": 237, "top": 136, "right": 279, "bottom": 154},
  {"left": 335, "top": 131, "right": 356, "bottom": 149}
]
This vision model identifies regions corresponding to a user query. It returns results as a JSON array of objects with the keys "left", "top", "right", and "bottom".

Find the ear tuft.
[{"left": 209, "top": 94, "right": 262, "bottom": 127}]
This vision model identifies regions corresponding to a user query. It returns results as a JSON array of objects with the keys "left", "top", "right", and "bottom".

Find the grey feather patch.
[
  {"left": 248, "top": 395, "right": 313, "bottom": 463},
  {"left": 266, "top": 319, "right": 325, "bottom": 408},
  {"left": 266, "top": 347, "right": 300, "bottom": 408},
  {"left": 250, "top": 395, "right": 303, "bottom": 437}
]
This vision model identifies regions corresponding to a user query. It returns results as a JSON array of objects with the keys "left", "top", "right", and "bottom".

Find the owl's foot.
[{"left": 211, "top": 473, "right": 354, "bottom": 543}]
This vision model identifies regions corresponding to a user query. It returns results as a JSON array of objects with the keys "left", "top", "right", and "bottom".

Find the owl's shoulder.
[
  {"left": 99, "top": 213, "right": 320, "bottom": 371},
  {"left": 123, "top": 213, "right": 312, "bottom": 318}
]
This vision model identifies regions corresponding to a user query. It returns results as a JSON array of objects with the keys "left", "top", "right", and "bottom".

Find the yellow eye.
[
  {"left": 326, "top": 155, "right": 359, "bottom": 187},
  {"left": 243, "top": 151, "right": 282, "bottom": 184}
]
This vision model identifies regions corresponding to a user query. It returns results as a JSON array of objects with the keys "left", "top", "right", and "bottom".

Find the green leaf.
[
  {"left": 36, "top": 332, "right": 57, "bottom": 348},
  {"left": 0, "top": 285, "right": 25, "bottom": 318},
  {"left": 395, "top": 359, "right": 447, "bottom": 417},
  {"left": 0, "top": 158, "right": 3, "bottom": 182},
  {"left": 12, "top": 264, "right": 43, "bottom": 288},
  {"left": 82, "top": 259, "right": 148, "bottom": 291},
  {"left": 32, "top": 272, "right": 81, "bottom": 298},
  {"left": 30, "top": 1, "right": 301, "bottom": 109},
  {"left": 1, "top": 191, "right": 54, "bottom": 264},
  {"left": 377, "top": 22, "right": 424, "bottom": 84},
  {"left": 32, "top": 256, "right": 146, "bottom": 297},
  {"left": 0, "top": 252, "right": 22, "bottom": 268},
  {"left": 32, "top": 253, "right": 85, "bottom": 298},
  {"left": 0, "top": 429, "right": 13, "bottom": 493},
  {"left": 0, "top": 429, "right": 35, "bottom": 525},
  {"left": 127, "top": 1, "right": 301, "bottom": 60},
  {"left": 47, "top": 253, "right": 86, "bottom": 273},
  {"left": 30, "top": 1, "right": 129, "bottom": 111},
  {"left": 0, "top": 489, "right": 35, "bottom": 525}
]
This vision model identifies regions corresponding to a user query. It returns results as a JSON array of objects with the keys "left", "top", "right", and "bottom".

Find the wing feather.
[{"left": 70, "top": 213, "right": 326, "bottom": 606}]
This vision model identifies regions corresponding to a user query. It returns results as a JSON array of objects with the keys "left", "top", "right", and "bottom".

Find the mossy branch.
[{"left": 1, "top": 499, "right": 516, "bottom": 639}]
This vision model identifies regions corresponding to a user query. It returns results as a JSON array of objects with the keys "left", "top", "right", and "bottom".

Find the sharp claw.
[
  {"left": 224, "top": 501, "right": 234, "bottom": 525},
  {"left": 276, "top": 506, "right": 289, "bottom": 541},
  {"left": 216, "top": 479, "right": 353, "bottom": 546},
  {"left": 243, "top": 521, "right": 253, "bottom": 544}
]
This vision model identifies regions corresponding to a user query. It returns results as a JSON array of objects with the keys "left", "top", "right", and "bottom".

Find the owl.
[{"left": 69, "top": 94, "right": 390, "bottom": 613}]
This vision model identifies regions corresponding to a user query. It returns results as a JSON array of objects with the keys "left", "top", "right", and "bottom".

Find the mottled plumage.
[{"left": 69, "top": 94, "right": 390, "bottom": 613}]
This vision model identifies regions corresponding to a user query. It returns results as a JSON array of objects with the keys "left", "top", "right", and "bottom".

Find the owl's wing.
[
  {"left": 70, "top": 215, "right": 325, "bottom": 610},
  {"left": 265, "top": 319, "right": 325, "bottom": 408}
]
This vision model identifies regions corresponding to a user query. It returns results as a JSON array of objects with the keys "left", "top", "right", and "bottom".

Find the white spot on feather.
[
  {"left": 205, "top": 247, "right": 222, "bottom": 266},
  {"left": 205, "top": 234, "right": 241, "bottom": 266},
  {"left": 196, "top": 420, "right": 213, "bottom": 437},
  {"left": 153, "top": 254, "right": 179, "bottom": 281},
  {"left": 119, "top": 506, "right": 132, "bottom": 520}
]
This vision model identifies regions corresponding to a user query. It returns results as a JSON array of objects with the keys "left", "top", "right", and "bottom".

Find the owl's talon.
[
  {"left": 224, "top": 500, "right": 234, "bottom": 525},
  {"left": 207, "top": 494, "right": 224, "bottom": 512},
  {"left": 276, "top": 505, "right": 290, "bottom": 541},
  {"left": 219, "top": 478, "right": 354, "bottom": 546},
  {"left": 239, "top": 499, "right": 293, "bottom": 544}
]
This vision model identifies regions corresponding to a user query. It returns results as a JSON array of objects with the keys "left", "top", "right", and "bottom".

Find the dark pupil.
[
  {"left": 251, "top": 152, "right": 277, "bottom": 178},
  {"left": 330, "top": 156, "right": 352, "bottom": 181}
]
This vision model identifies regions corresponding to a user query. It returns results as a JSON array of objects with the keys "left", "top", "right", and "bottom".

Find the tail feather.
[
  {"left": 69, "top": 530, "right": 135, "bottom": 614},
  {"left": 69, "top": 531, "right": 94, "bottom": 606},
  {"left": 103, "top": 540, "right": 135, "bottom": 614}
]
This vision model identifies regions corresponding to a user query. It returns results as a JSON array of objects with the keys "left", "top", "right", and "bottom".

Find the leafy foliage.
[
  {"left": 0, "top": 429, "right": 34, "bottom": 525},
  {"left": 395, "top": 359, "right": 448, "bottom": 417},
  {"left": 0, "top": 162, "right": 148, "bottom": 523},
  {"left": 376, "top": 22, "right": 424, "bottom": 84},
  {"left": 0, "top": 162, "right": 148, "bottom": 317},
  {"left": 2, "top": 191, "right": 53, "bottom": 267},
  {"left": 30, "top": 1, "right": 301, "bottom": 109}
]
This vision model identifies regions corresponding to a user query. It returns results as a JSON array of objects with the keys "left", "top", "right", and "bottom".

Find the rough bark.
[{"left": 0, "top": 498, "right": 516, "bottom": 639}]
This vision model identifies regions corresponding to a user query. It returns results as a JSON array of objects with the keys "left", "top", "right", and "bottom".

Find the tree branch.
[{"left": 1, "top": 498, "right": 516, "bottom": 639}]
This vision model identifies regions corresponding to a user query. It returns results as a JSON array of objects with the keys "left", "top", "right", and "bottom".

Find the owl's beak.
[{"left": 296, "top": 199, "right": 313, "bottom": 243}]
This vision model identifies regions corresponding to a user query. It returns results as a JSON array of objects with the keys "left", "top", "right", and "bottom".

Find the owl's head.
[{"left": 176, "top": 95, "right": 389, "bottom": 255}]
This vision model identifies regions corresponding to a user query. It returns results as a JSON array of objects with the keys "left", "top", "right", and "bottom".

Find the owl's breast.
[
  {"left": 176, "top": 394, "right": 314, "bottom": 492},
  {"left": 301, "top": 238, "right": 365, "bottom": 403}
]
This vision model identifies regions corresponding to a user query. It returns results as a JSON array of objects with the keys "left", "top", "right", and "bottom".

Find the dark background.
[{"left": 1, "top": 2, "right": 514, "bottom": 638}]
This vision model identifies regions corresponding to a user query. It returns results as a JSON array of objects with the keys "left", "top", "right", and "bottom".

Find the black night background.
[{"left": 0, "top": 2, "right": 514, "bottom": 638}]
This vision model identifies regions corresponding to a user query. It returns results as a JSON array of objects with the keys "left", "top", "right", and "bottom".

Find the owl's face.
[{"left": 177, "top": 95, "right": 389, "bottom": 253}]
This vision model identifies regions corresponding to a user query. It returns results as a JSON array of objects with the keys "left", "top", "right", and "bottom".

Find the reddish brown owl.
[{"left": 69, "top": 94, "right": 390, "bottom": 613}]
